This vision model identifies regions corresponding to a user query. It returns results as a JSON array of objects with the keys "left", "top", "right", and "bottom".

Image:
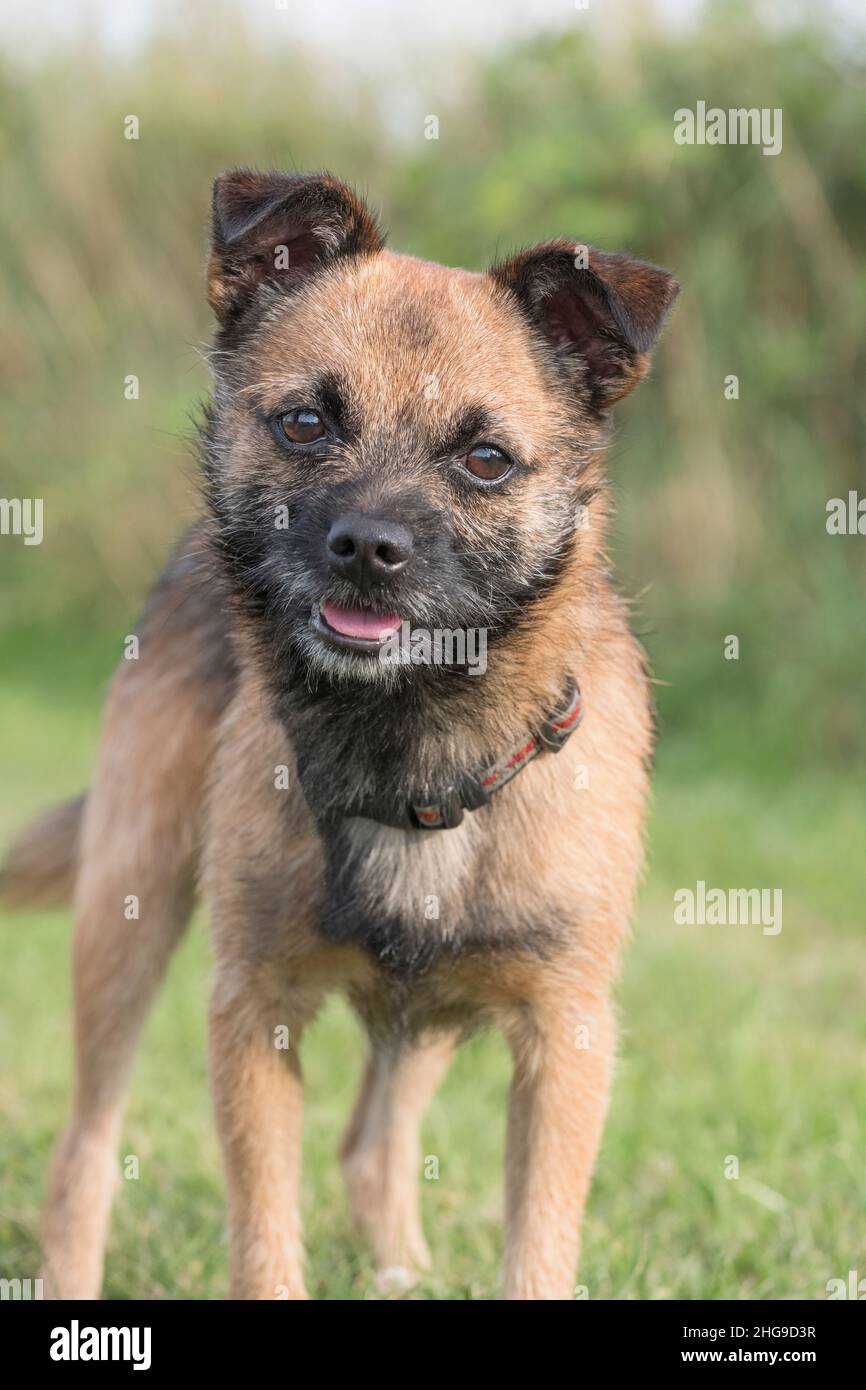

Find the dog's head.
[{"left": 203, "top": 169, "right": 677, "bottom": 687}]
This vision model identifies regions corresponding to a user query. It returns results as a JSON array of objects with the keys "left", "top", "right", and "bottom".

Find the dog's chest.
[
  {"left": 314, "top": 813, "right": 549, "bottom": 978},
  {"left": 317, "top": 817, "right": 474, "bottom": 966}
]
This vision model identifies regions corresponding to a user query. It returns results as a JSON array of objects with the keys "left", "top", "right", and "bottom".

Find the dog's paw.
[{"left": 375, "top": 1265, "right": 416, "bottom": 1296}]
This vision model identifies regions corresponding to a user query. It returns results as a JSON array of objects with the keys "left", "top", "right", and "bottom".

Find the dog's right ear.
[{"left": 207, "top": 169, "right": 384, "bottom": 325}]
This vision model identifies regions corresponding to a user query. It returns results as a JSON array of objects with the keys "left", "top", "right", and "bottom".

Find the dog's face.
[{"left": 204, "top": 171, "right": 677, "bottom": 687}]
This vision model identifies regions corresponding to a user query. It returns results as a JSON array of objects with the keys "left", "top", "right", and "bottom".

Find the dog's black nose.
[{"left": 326, "top": 513, "right": 414, "bottom": 585}]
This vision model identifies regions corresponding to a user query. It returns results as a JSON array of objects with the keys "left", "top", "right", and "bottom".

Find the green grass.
[{"left": 1, "top": 641, "right": 864, "bottom": 1300}]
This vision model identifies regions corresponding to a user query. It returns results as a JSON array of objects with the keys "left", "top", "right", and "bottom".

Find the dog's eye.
[
  {"left": 279, "top": 409, "right": 326, "bottom": 445},
  {"left": 464, "top": 444, "right": 512, "bottom": 483}
]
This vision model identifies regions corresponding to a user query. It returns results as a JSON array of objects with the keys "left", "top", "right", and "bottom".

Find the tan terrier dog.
[{"left": 2, "top": 171, "right": 677, "bottom": 1300}]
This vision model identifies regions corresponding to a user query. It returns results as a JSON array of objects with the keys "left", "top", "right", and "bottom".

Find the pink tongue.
[{"left": 322, "top": 602, "right": 401, "bottom": 641}]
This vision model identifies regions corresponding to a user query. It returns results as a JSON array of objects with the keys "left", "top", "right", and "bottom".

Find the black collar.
[{"left": 346, "top": 677, "right": 582, "bottom": 832}]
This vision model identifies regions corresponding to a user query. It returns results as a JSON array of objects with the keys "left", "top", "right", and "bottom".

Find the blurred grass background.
[{"left": 1, "top": 0, "right": 864, "bottom": 1298}]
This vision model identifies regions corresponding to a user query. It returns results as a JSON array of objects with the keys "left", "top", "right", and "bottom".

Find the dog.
[{"left": 1, "top": 170, "right": 678, "bottom": 1300}]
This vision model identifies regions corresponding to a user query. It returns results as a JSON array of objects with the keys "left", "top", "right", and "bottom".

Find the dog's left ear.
[
  {"left": 208, "top": 168, "right": 384, "bottom": 326},
  {"left": 491, "top": 241, "right": 678, "bottom": 410}
]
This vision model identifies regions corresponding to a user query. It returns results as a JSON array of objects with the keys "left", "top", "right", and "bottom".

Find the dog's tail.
[{"left": 0, "top": 793, "right": 85, "bottom": 910}]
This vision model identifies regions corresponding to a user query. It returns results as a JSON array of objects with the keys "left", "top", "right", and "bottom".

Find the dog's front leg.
[
  {"left": 209, "top": 971, "right": 321, "bottom": 1300},
  {"left": 502, "top": 985, "right": 615, "bottom": 1301}
]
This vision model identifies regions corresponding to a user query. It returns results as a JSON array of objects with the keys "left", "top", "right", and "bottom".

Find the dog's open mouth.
[{"left": 311, "top": 600, "right": 402, "bottom": 654}]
